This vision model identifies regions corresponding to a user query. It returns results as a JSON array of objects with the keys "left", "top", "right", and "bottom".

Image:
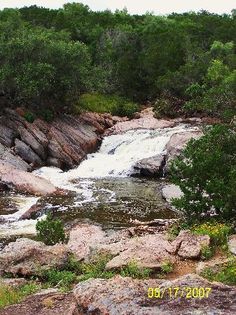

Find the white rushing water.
[
  {"left": 34, "top": 125, "right": 198, "bottom": 187},
  {"left": 0, "top": 124, "right": 198, "bottom": 237}
]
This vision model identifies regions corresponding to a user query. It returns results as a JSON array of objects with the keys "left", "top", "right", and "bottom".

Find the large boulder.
[
  {"left": 0, "top": 238, "right": 69, "bottom": 277},
  {"left": 67, "top": 224, "right": 106, "bottom": 261},
  {"left": 172, "top": 230, "right": 210, "bottom": 259},
  {"left": 165, "top": 130, "right": 203, "bottom": 172},
  {"left": 73, "top": 274, "right": 236, "bottom": 315},
  {"left": 134, "top": 154, "right": 166, "bottom": 177},
  {"left": 0, "top": 161, "right": 57, "bottom": 195}
]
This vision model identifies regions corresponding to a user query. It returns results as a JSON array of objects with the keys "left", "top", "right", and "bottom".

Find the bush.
[
  {"left": 160, "top": 261, "right": 174, "bottom": 273},
  {"left": 192, "top": 222, "right": 232, "bottom": 246},
  {"left": 201, "top": 259, "right": 236, "bottom": 285},
  {"left": 154, "top": 94, "right": 183, "bottom": 118},
  {"left": 170, "top": 125, "right": 236, "bottom": 223},
  {"left": 23, "top": 111, "right": 35, "bottom": 123},
  {"left": 75, "top": 93, "right": 138, "bottom": 118},
  {"left": 36, "top": 214, "right": 66, "bottom": 245},
  {"left": 200, "top": 246, "right": 215, "bottom": 260}
]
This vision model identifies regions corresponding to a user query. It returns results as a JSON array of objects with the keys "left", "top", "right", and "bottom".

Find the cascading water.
[
  {"left": 0, "top": 124, "right": 198, "bottom": 235},
  {"left": 35, "top": 124, "right": 198, "bottom": 184}
]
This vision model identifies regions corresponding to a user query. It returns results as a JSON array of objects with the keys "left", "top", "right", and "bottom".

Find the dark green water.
[{"left": 34, "top": 178, "right": 176, "bottom": 229}]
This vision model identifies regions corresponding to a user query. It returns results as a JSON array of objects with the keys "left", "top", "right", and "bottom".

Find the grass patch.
[
  {"left": 41, "top": 269, "right": 77, "bottom": 291},
  {"left": 77, "top": 254, "right": 116, "bottom": 281},
  {"left": 201, "top": 259, "right": 236, "bottom": 285},
  {"left": 120, "top": 260, "right": 151, "bottom": 279},
  {"left": 0, "top": 283, "right": 40, "bottom": 309},
  {"left": 75, "top": 93, "right": 139, "bottom": 118}
]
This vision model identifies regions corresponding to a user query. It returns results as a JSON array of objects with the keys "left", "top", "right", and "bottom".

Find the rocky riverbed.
[{"left": 1, "top": 107, "right": 235, "bottom": 314}]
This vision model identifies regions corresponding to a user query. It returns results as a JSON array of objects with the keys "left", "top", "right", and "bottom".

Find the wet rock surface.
[
  {"left": 0, "top": 161, "right": 57, "bottom": 195},
  {"left": 0, "top": 238, "right": 69, "bottom": 276},
  {"left": 73, "top": 274, "right": 236, "bottom": 315},
  {"left": 0, "top": 109, "right": 121, "bottom": 171},
  {"left": 134, "top": 154, "right": 166, "bottom": 177}
]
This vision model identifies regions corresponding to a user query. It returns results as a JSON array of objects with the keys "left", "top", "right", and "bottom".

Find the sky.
[{"left": 0, "top": 0, "right": 235, "bottom": 15}]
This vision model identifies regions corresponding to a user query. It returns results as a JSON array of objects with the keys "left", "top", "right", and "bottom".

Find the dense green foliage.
[
  {"left": 75, "top": 93, "right": 138, "bottom": 117},
  {"left": 170, "top": 125, "right": 236, "bottom": 223},
  {"left": 36, "top": 214, "right": 66, "bottom": 245},
  {"left": 0, "top": 4, "right": 235, "bottom": 118}
]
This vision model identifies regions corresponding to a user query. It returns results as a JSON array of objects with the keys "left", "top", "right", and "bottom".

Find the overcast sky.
[{"left": 0, "top": 0, "right": 235, "bottom": 15}]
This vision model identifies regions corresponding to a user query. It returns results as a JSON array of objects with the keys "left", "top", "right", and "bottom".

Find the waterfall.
[
  {"left": 35, "top": 124, "right": 198, "bottom": 184},
  {"left": 0, "top": 123, "right": 198, "bottom": 236}
]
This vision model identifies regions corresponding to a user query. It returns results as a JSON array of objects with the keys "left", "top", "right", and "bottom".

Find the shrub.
[
  {"left": 160, "top": 261, "right": 174, "bottom": 274},
  {"left": 170, "top": 125, "right": 236, "bottom": 223},
  {"left": 38, "top": 109, "right": 54, "bottom": 122},
  {"left": 120, "top": 260, "right": 151, "bottom": 279},
  {"left": 75, "top": 93, "right": 138, "bottom": 118},
  {"left": 36, "top": 214, "right": 66, "bottom": 245},
  {"left": 201, "top": 259, "right": 236, "bottom": 285},
  {"left": 42, "top": 269, "right": 76, "bottom": 290},
  {"left": 77, "top": 253, "right": 115, "bottom": 281},
  {"left": 200, "top": 245, "right": 214, "bottom": 260},
  {"left": 192, "top": 222, "right": 232, "bottom": 246},
  {"left": 23, "top": 111, "right": 35, "bottom": 123}
]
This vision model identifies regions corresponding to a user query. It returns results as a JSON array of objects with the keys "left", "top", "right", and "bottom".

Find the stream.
[{"left": 0, "top": 124, "right": 198, "bottom": 239}]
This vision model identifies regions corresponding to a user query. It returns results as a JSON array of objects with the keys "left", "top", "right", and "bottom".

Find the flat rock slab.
[
  {"left": 105, "top": 113, "right": 175, "bottom": 135},
  {"left": 73, "top": 274, "right": 236, "bottom": 315},
  {"left": 0, "top": 238, "right": 69, "bottom": 276},
  {"left": 0, "top": 291, "right": 78, "bottom": 315}
]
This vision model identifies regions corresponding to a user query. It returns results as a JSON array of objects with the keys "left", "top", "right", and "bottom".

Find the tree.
[
  {"left": 170, "top": 125, "right": 236, "bottom": 223},
  {"left": 0, "top": 23, "right": 91, "bottom": 112}
]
